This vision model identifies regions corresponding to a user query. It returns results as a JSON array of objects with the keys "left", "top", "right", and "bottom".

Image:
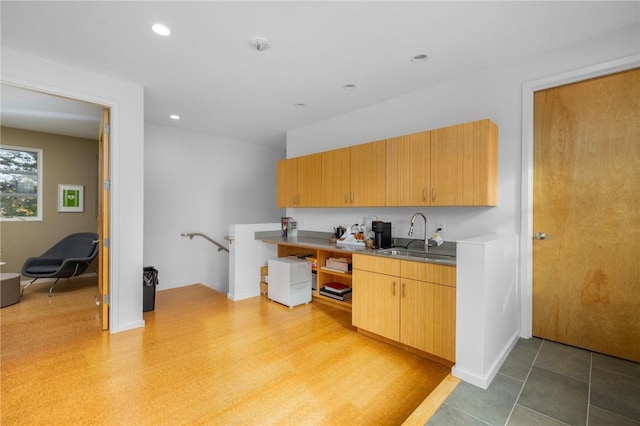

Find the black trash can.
[{"left": 143, "top": 266, "right": 159, "bottom": 312}]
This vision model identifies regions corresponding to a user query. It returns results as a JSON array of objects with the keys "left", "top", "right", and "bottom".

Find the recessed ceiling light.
[
  {"left": 294, "top": 103, "right": 306, "bottom": 108},
  {"left": 343, "top": 84, "right": 357, "bottom": 90},
  {"left": 169, "top": 114, "right": 180, "bottom": 120},
  {"left": 152, "top": 23, "right": 171, "bottom": 36},
  {"left": 411, "top": 54, "right": 428, "bottom": 63}
]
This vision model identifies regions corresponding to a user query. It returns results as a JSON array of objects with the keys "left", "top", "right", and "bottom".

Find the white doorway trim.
[
  {"left": 1, "top": 78, "right": 119, "bottom": 332},
  {"left": 519, "top": 55, "right": 640, "bottom": 338}
]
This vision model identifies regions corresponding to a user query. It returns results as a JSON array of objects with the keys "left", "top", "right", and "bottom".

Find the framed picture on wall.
[{"left": 58, "top": 184, "right": 84, "bottom": 212}]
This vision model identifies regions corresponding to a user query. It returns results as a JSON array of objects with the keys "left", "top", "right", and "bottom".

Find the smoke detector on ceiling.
[{"left": 250, "top": 36, "right": 271, "bottom": 52}]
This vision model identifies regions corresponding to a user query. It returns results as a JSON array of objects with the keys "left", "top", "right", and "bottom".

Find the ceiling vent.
[{"left": 250, "top": 36, "right": 271, "bottom": 52}]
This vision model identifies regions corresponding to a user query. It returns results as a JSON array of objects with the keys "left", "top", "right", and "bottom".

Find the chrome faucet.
[{"left": 408, "top": 212, "right": 429, "bottom": 251}]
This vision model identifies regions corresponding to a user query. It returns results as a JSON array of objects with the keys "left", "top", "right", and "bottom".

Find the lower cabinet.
[
  {"left": 352, "top": 268, "right": 400, "bottom": 341},
  {"left": 352, "top": 254, "right": 456, "bottom": 363}
]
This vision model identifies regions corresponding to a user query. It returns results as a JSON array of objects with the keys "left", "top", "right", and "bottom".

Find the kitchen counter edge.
[{"left": 259, "top": 234, "right": 456, "bottom": 267}]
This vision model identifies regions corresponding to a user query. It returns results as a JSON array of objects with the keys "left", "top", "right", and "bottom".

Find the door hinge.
[
  {"left": 103, "top": 293, "right": 110, "bottom": 304},
  {"left": 104, "top": 180, "right": 111, "bottom": 191},
  {"left": 103, "top": 237, "right": 110, "bottom": 247},
  {"left": 104, "top": 124, "right": 111, "bottom": 134}
]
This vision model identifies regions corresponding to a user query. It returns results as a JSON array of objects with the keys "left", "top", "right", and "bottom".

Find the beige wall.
[{"left": 1, "top": 127, "right": 99, "bottom": 273}]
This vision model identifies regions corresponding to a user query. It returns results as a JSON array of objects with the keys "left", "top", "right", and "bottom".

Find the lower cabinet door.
[
  {"left": 400, "top": 279, "right": 456, "bottom": 362},
  {"left": 352, "top": 269, "right": 400, "bottom": 341},
  {"left": 430, "top": 283, "right": 456, "bottom": 362},
  {"left": 400, "top": 279, "right": 434, "bottom": 353}
]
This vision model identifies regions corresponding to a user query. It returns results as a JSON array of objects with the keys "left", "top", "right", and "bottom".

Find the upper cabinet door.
[
  {"left": 430, "top": 119, "right": 498, "bottom": 206},
  {"left": 350, "top": 140, "right": 386, "bottom": 207},
  {"left": 296, "top": 153, "right": 322, "bottom": 207},
  {"left": 321, "top": 147, "right": 351, "bottom": 206},
  {"left": 276, "top": 159, "right": 295, "bottom": 208},
  {"left": 386, "top": 131, "right": 430, "bottom": 206}
]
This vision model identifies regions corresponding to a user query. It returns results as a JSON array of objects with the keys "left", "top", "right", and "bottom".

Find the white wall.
[
  {"left": 143, "top": 123, "right": 284, "bottom": 293},
  {"left": 285, "top": 25, "right": 640, "bottom": 243},
  {"left": 1, "top": 48, "right": 145, "bottom": 333},
  {"left": 454, "top": 234, "right": 520, "bottom": 388}
]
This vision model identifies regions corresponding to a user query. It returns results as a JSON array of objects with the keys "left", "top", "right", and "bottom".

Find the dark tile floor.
[{"left": 427, "top": 338, "right": 640, "bottom": 425}]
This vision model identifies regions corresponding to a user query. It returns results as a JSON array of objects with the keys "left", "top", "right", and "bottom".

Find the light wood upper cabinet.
[
  {"left": 322, "top": 140, "right": 386, "bottom": 207},
  {"left": 276, "top": 153, "right": 322, "bottom": 207},
  {"left": 351, "top": 140, "right": 386, "bottom": 206},
  {"left": 321, "top": 147, "right": 351, "bottom": 206},
  {"left": 297, "top": 154, "right": 322, "bottom": 206},
  {"left": 430, "top": 119, "right": 498, "bottom": 206},
  {"left": 386, "top": 131, "right": 431, "bottom": 206},
  {"left": 279, "top": 119, "right": 497, "bottom": 208},
  {"left": 276, "top": 158, "right": 295, "bottom": 208}
]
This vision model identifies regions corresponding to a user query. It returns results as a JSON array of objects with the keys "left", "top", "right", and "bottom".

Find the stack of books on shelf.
[
  {"left": 319, "top": 282, "right": 352, "bottom": 301},
  {"left": 320, "top": 257, "right": 352, "bottom": 273}
]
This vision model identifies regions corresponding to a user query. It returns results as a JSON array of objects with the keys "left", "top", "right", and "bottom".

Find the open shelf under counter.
[
  {"left": 260, "top": 232, "right": 362, "bottom": 311},
  {"left": 312, "top": 292, "right": 352, "bottom": 311}
]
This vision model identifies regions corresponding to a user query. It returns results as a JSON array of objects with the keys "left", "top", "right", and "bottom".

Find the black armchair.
[{"left": 21, "top": 232, "right": 99, "bottom": 297}]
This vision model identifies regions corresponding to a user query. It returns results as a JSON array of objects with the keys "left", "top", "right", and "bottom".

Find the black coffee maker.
[{"left": 372, "top": 221, "right": 392, "bottom": 249}]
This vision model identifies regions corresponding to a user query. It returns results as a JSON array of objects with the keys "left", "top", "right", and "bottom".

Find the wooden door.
[
  {"left": 533, "top": 68, "right": 640, "bottom": 362},
  {"left": 321, "top": 147, "right": 350, "bottom": 206},
  {"left": 352, "top": 269, "right": 400, "bottom": 341},
  {"left": 98, "top": 108, "right": 110, "bottom": 331},
  {"left": 386, "top": 132, "right": 430, "bottom": 206},
  {"left": 350, "top": 140, "right": 386, "bottom": 206}
]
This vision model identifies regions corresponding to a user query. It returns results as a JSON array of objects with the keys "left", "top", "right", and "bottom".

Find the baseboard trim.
[{"left": 452, "top": 331, "right": 519, "bottom": 389}]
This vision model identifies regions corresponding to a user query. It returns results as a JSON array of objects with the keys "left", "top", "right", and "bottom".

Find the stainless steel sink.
[{"left": 376, "top": 248, "right": 456, "bottom": 265}]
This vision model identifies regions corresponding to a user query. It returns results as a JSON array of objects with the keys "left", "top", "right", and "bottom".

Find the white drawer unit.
[{"left": 268, "top": 257, "right": 312, "bottom": 308}]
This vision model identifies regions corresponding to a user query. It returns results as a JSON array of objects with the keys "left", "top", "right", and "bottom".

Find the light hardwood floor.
[{"left": 1, "top": 279, "right": 449, "bottom": 425}]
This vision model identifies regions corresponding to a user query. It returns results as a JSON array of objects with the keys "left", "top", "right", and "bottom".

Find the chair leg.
[
  {"left": 48, "top": 278, "right": 62, "bottom": 297},
  {"left": 21, "top": 278, "right": 39, "bottom": 296}
]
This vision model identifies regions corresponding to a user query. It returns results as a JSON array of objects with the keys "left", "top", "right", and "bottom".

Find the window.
[{"left": 0, "top": 146, "right": 43, "bottom": 220}]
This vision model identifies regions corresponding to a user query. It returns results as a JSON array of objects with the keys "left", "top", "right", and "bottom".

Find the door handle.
[{"left": 535, "top": 232, "right": 546, "bottom": 240}]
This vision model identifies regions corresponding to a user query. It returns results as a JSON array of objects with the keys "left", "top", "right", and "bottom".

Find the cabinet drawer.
[
  {"left": 353, "top": 254, "right": 400, "bottom": 276},
  {"left": 400, "top": 260, "right": 456, "bottom": 287}
]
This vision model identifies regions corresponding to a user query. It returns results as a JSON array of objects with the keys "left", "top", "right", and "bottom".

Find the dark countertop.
[{"left": 258, "top": 231, "right": 456, "bottom": 266}]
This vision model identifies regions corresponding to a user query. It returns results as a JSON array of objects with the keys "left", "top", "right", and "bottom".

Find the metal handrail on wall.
[{"left": 180, "top": 233, "right": 229, "bottom": 252}]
